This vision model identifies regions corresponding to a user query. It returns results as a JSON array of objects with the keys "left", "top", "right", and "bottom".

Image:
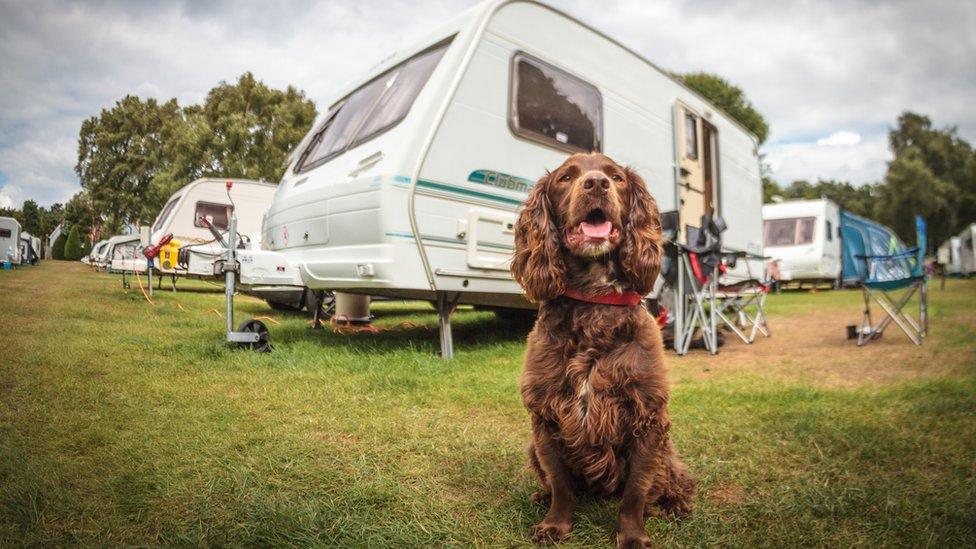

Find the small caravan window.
[
  {"left": 826, "top": 220, "right": 833, "bottom": 241},
  {"left": 295, "top": 38, "right": 453, "bottom": 173},
  {"left": 684, "top": 113, "right": 698, "bottom": 160},
  {"left": 194, "top": 202, "right": 233, "bottom": 230},
  {"left": 510, "top": 52, "right": 602, "bottom": 152},
  {"left": 153, "top": 196, "right": 180, "bottom": 232},
  {"left": 764, "top": 217, "right": 817, "bottom": 246},
  {"left": 0, "top": 229, "right": 10, "bottom": 238}
]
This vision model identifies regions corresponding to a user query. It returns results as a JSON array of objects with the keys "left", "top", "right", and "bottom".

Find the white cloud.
[
  {"left": 0, "top": 0, "right": 974, "bottom": 203},
  {"left": 765, "top": 131, "right": 890, "bottom": 185},
  {"left": 816, "top": 131, "right": 862, "bottom": 147}
]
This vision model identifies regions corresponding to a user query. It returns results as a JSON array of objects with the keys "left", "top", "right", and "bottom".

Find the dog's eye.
[
  {"left": 611, "top": 174, "right": 623, "bottom": 182},
  {"left": 558, "top": 174, "right": 572, "bottom": 182}
]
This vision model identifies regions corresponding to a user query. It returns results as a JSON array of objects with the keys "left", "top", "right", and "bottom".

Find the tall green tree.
[
  {"left": 878, "top": 111, "right": 976, "bottom": 248},
  {"left": 877, "top": 153, "right": 955, "bottom": 249},
  {"left": 18, "top": 200, "right": 43, "bottom": 235},
  {"left": 62, "top": 192, "right": 97, "bottom": 242},
  {"left": 52, "top": 233, "right": 67, "bottom": 260},
  {"left": 63, "top": 225, "right": 84, "bottom": 260},
  {"left": 76, "top": 96, "right": 181, "bottom": 232},
  {"left": 676, "top": 71, "right": 769, "bottom": 144}
]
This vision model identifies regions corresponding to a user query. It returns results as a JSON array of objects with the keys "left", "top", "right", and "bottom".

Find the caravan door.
[{"left": 675, "top": 103, "right": 717, "bottom": 241}]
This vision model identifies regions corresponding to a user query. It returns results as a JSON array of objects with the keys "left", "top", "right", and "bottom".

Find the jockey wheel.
[{"left": 236, "top": 319, "right": 271, "bottom": 353}]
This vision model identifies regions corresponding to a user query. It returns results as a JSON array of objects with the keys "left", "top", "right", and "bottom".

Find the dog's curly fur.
[{"left": 511, "top": 153, "right": 694, "bottom": 547}]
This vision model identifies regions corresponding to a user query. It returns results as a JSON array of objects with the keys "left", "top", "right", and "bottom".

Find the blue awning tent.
[{"left": 839, "top": 210, "right": 911, "bottom": 285}]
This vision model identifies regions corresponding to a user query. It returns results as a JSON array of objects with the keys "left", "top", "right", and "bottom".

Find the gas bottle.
[{"left": 158, "top": 238, "right": 182, "bottom": 270}]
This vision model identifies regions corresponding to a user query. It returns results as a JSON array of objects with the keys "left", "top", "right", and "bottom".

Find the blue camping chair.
[{"left": 855, "top": 216, "right": 928, "bottom": 345}]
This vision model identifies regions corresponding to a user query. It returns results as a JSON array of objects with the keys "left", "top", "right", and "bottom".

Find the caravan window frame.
[
  {"left": 508, "top": 51, "right": 603, "bottom": 154},
  {"left": 294, "top": 36, "right": 455, "bottom": 174},
  {"left": 193, "top": 201, "right": 233, "bottom": 230}
]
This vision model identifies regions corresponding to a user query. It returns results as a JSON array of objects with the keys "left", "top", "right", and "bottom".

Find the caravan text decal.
[{"left": 467, "top": 170, "right": 534, "bottom": 194}]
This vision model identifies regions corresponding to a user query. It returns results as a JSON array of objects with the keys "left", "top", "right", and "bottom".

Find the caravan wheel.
[{"left": 237, "top": 319, "right": 272, "bottom": 353}]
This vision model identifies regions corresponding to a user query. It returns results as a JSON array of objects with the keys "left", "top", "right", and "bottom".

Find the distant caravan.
[
  {"left": 762, "top": 199, "right": 911, "bottom": 289},
  {"left": 145, "top": 178, "right": 309, "bottom": 310},
  {"left": 261, "top": 0, "right": 764, "bottom": 356},
  {"left": 937, "top": 236, "right": 962, "bottom": 276},
  {"left": 1, "top": 216, "right": 22, "bottom": 265},
  {"left": 958, "top": 223, "right": 976, "bottom": 275},
  {"left": 762, "top": 199, "right": 842, "bottom": 287}
]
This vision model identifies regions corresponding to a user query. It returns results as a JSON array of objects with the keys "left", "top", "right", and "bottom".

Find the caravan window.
[
  {"left": 153, "top": 196, "right": 180, "bottom": 232},
  {"left": 684, "top": 113, "right": 698, "bottom": 159},
  {"left": 510, "top": 53, "right": 602, "bottom": 153},
  {"left": 0, "top": 229, "right": 10, "bottom": 238},
  {"left": 295, "top": 38, "right": 453, "bottom": 173},
  {"left": 194, "top": 202, "right": 233, "bottom": 230},
  {"left": 764, "top": 217, "right": 817, "bottom": 246}
]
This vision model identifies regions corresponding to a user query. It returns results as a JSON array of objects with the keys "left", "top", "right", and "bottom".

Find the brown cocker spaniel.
[{"left": 511, "top": 153, "right": 693, "bottom": 547}]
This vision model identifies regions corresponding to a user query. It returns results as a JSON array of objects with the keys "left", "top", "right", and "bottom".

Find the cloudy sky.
[{"left": 1, "top": 0, "right": 974, "bottom": 207}]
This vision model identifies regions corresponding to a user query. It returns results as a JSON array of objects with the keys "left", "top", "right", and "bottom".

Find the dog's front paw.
[
  {"left": 531, "top": 519, "right": 571, "bottom": 544},
  {"left": 616, "top": 526, "right": 653, "bottom": 548},
  {"left": 530, "top": 491, "right": 551, "bottom": 506}
]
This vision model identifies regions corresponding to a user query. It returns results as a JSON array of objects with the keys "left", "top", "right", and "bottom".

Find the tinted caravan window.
[
  {"left": 153, "top": 197, "right": 180, "bottom": 232},
  {"left": 510, "top": 53, "right": 602, "bottom": 152},
  {"left": 295, "top": 39, "right": 452, "bottom": 173},
  {"left": 764, "top": 217, "right": 817, "bottom": 246},
  {"left": 195, "top": 202, "right": 232, "bottom": 230},
  {"left": 0, "top": 229, "right": 10, "bottom": 238}
]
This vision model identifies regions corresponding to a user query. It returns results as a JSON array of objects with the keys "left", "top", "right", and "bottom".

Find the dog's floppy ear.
[
  {"left": 511, "top": 172, "right": 566, "bottom": 302},
  {"left": 618, "top": 168, "right": 663, "bottom": 295}
]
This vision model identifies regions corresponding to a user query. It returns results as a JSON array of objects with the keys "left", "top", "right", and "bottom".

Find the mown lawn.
[{"left": 1, "top": 261, "right": 974, "bottom": 547}]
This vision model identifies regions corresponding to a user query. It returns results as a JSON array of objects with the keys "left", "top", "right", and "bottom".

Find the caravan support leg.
[
  {"left": 436, "top": 291, "right": 461, "bottom": 360},
  {"left": 171, "top": 273, "right": 177, "bottom": 292},
  {"left": 311, "top": 290, "right": 326, "bottom": 330}
]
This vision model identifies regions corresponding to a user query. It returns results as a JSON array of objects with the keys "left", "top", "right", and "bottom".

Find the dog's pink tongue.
[{"left": 580, "top": 221, "right": 612, "bottom": 239}]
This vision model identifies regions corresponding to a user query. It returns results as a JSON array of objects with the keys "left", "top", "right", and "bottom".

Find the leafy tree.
[
  {"left": 76, "top": 96, "right": 181, "bottom": 231},
  {"left": 879, "top": 111, "right": 976, "bottom": 247},
  {"left": 676, "top": 71, "right": 769, "bottom": 144},
  {"left": 62, "top": 192, "right": 97, "bottom": 242},
  {"left": 774, "top": 179, "right": 878, "bottom": 219},
  {"left": 18, "top": 200, "right": 43, "bottom": 235},
  {"left": 63, "top": 225, "right": 84, "bottom": 260},
  {"left": 52, "top": 233, "right": 67, "bottom": 260}
]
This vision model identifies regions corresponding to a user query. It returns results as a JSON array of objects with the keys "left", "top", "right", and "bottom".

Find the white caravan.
[
  {"left": 0, "top": 216, "right": 22, "bottom": 264},
  {"left": 83, "top": 239, "right": 109, "bottom": 266},
  {"left": 99, "top": 234, "right": 141, "bottom": 272},
  {"left": 937, "top": 236, "right": 962, "bottom": 275},
  {"left": 147, "top": 178, "right": 306, "bottom": 305},
  {"left": 959, "top": 223, "right": 976, "bottom": 275},
  {"left": 262, "top": 0, "right": 763, "bottom": 352},
  {"left": 762, "top": 199, "right": 842, "bottom": 285},
  {"left": 19, "top": 231, "right": 40, "bottom": 265}
]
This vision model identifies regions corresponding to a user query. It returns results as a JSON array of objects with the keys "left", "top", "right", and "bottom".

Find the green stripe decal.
[{"left": 385, "top": 231, "right": 513, "bottom": 251}]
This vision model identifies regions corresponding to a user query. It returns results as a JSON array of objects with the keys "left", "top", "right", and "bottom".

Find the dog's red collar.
[{"left": 562, "top": 287, "right": 643, "bottom": 307}]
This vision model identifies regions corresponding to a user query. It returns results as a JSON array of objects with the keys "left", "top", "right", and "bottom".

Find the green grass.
[{"left": 1, "top": 262, "right": 974, "bottom": 547}]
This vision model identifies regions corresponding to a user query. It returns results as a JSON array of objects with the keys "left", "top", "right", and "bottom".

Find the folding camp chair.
[
  {"left": 669, "top": 214, "right": 727, "bottom": 355},
  {"left": 714, "top": 250, "right": 771, "bottom": 344},
  {"left": 855, "top": 216, "right": 928, "bottom": 346}
]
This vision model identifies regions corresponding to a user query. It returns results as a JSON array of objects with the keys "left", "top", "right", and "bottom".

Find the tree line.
[{"left": 0, "top": 72, "right": 316, "bottom": 257}]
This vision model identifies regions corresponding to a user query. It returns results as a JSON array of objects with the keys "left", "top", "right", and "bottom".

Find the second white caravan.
[
  {"left": 762, "top": 199, "right": 842, "bottom": 285},
  {"left": 262, "top": 0, "right": 764, "bottom": 354}
]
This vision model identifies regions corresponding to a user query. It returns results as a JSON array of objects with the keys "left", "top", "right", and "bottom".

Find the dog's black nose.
[{"left": 583, "top": 175, "right": 610, "bottom": 192}]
